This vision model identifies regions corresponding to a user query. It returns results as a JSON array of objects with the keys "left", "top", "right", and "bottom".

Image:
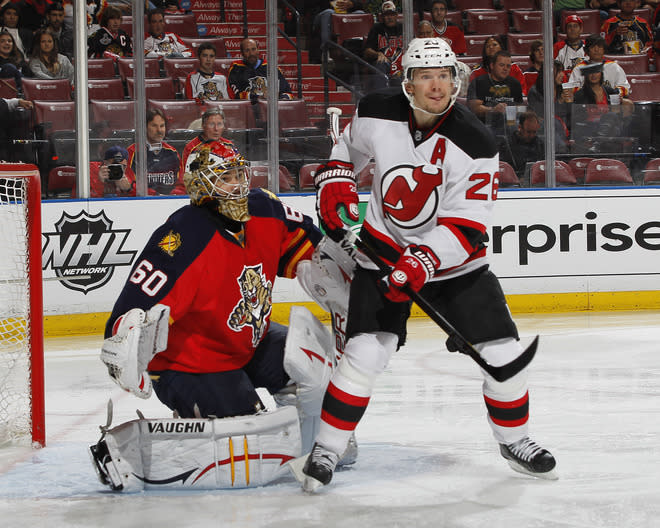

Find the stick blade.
[{"left": 489, "top": 335, "right": 539, "bottom": 382}]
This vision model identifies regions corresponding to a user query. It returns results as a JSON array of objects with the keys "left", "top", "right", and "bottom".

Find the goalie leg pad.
[
  {"left": 282, "top": 305, "right": 335, "bottom": 453},
  {"left": 91, "top": 406, "right": 302, "bottom": 491}
]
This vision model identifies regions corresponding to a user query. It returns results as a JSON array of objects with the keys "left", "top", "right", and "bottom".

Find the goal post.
[{"left": 0, "top": 164, "right": 45, "bottom": 447}]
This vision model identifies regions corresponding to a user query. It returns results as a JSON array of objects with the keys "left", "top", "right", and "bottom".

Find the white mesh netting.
[{"left": 0, "top": 177, "right": 33, "bottom": 445}]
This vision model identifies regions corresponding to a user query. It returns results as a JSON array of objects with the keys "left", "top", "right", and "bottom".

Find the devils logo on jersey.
[
  {"left": 381, "top": 164, "right": 443, "bottom": 229},
  {"left": 228, "top": 264, "right": 273, "bottom": 346}
]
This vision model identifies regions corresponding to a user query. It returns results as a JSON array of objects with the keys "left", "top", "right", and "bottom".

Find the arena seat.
[
  {"left": 464, "top": 34, "right": 491, "bottom": 56},
  {"left": 498, "top": 161, "right": 520, "bottom": 187},
  {"left": 331, "top": 13, "right": 374, "bottom": 44},
  {"left": 148, "top": 99, "right": 203, "bottom": 130},
  {"left": 33, "top": 101, "right": 75, "bottom": 136},
  {"left": 256, "top": 99, "right": 321, "bottom": 136},
  {"left": 165, "top": 14, "right": 199, "bottom": 38},
  {"left": 642, "top": 158, "right": 660, "bottom": 185},
  {"left": 465, "top": 10, "right": 508, "bottom": 35},
  {"left": 499, "top": 0, "right": 537, "bottom": 9},
  {"left": 180, "top": 36, "right": 227, "bottom": 57},
  {"left": 530, "top": 160, "right": 576, "bottom": 186},
  {"left": 604, "top": 54, "right": 649, "bottom": 75},
  {"left": 298, "top": 163, "right": 321, "bottom": 190},
  {"left": 117, "top": 57, "right": 161, "bottom": 81},
  {"left": 506, "top": 33, "right": 541, "bottom": 56},
  {"left": 0, "top": 77, "right": 17, "bottom": 98},
  {"left": 206, "top": 100, "right": 258, "bottom": 134},
  {"left": 90, "top": 100, "right": 136, "bottom": 133},
  {"left": 163, "top": 57, "right": 198, "bottom": 79},
  {"left": 214, "top": 58, "right": 238, "bottom": 77},
  {"left": 88, "top": 78, "right": 125, "bottom": 101},
  {"left": 127, "top": 77, "right": 176, "bottom": 100},
  {"left": 48, "top": 165, "right": 76, "bottom": 197},
  {"left": 523, "top": 71, "right": 538, "bottom": 93},
  {"left": 627, "top": 74, "right": 660, "bottom": 102},
  {"left": 568, "top": 157, "right": 594, "bottom": 183},
  {"left": 584, "top": 159, "right": 633, "bottom": 185},
  {"left": 87, "top": 58, "right": 116, "bottom": 79},
  {"left": 560, "top": 10, "right": 601, "bottom": 34},
  {"left": 511, "top": 10, "right": 543, "bottom": 33},
  {"left": 249, "top": 164, "right": 294, "bottom": 191},
  {"left": 21, "top": 78, "right": 71, "bottom": 101},
  {"left": 454, "top": 0, "right": 493, "bottom": 9}
]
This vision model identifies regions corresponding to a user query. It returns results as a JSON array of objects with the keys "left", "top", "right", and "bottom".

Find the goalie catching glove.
[
  {"left": 384, "top": 245, "right": 439, "bottom": 303},
  {"left": 101, "top": 304, "right": 170, "bottom": 398},
  {"left": 314, "top": 160, "right": 359, "bottom": 234}
]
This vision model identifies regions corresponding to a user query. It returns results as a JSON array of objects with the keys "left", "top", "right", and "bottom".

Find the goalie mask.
[
  {"left": 402, "top": 37, "right": 460, "bottom": 116},
  {"left": 184, "top": 142, "right": 251, "bottom": 222}
]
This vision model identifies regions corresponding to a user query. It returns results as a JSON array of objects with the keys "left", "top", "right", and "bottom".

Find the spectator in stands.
[
  {"left": 88, "top": 6, "right": 133, "bottom": 58},
  {"left": 0, "top": 4, "right": 32, "bottom": 58},
  {"left": 90, "top": 145, "right": 134, "bottom": 198},
  {"left": 363, "top": 1, "right": 404, "bottom": 91},
  {"left": 151, "top": 0, "right": 185, "bottom": 13},
  {"left": 553, "top": 14, "right": 586, "bottom": 73},
  {"left": 467, "top": 50, "right": 524, "bottom": 131},
  {"left": 124, "top": 108, "right": 185, "bottom": 196},
  {"left": 569, "top": 34, "right": 632, "bottom": 100},
  {"left": 228, "top": 38, "right": 293, "bottom": 100},
  {"left": 417, "top": 20, "right": 434, "bottom": 38},
  {"left": 601, "top": 0, "right": 653, "bottom": 54},
  {"left": 525, "top": 40, "right": 544, "bottom": 73},
  {"left": 428, "top": 0, "right": 465, "bottom": 55},
  {"left": 469, "top": 35, "right": 527, "bottom": 95},
  {"left": 99, "top": 0, "right": 135, "bottom": 16},
  {"left": 144, "top": 8, "right": 191, "bottom": 58},
  {"left": 573, "top": 62, "right": 620, "bottom": 110},
  {"left": 29, "top": 29, "right": 74, "bottom": 83},
  {"left": 528, "top": 60, "right": 574, "bottom": 120},
  {"left": 181, "top": 107, "right": 235, "bottom": 173},
  {"left": 311, "top": 0, "right": 365, "bottom": 63},
  {"left": 0, "top": 30, "right": 33, "bottom": 90},
  {"left": 17, "top": 0, "right": 50, "bottom": 31},
  {"left": 0, "top": 95, "right": 32, "bottom": 162},
  {"left": 588, "top": 0, "right": 619, "bottom": 20},
  {"left": 185, "top": 43, "right": 233, "bottom": 102},
  {"left": 43, "top": 3, "right": 73, "bottom": 60},
  {"left": 498, "top": 111, "right": 544, "bottom": 179}
]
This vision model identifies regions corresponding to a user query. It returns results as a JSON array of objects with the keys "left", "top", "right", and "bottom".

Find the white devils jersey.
[{"left": 332, "top": 91, "right": 499, "bottom": 281}]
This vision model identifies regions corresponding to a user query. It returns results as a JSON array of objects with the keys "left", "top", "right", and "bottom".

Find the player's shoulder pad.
[
  {"left": 247, "top": 187, "right": 283, "bottom": 217},
  {"left": 149, "top": 204, "right": 217, "bottom": 259},
  {"left": 357, "top": 90, "right": 409, "bottom": 122},
  {"left": 444, "top": 103, "right": 497, "bottom": 159}
]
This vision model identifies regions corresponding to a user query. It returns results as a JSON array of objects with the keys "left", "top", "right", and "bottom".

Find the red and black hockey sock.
[
  {"left": 484, "top": 391, "right": 529, "bottom": 429},
  {"left": 320, "top": 381, "right": 370, "bottom": 432}
]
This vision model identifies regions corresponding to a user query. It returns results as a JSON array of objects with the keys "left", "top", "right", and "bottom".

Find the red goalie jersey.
[{"left": 106, "top": 190, "right": 322, "bottom": 373}]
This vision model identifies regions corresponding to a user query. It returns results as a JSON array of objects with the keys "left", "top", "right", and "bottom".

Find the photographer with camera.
[{"left": 90, "top": 145, "right": 133, "bottom": 198}]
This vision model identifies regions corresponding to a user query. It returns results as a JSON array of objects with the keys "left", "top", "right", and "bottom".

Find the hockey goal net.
[{"left": 0, "top": 165, "right": 45, "bottom": 447}]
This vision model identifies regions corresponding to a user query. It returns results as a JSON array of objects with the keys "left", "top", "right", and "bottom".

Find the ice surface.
[{"left": 1, "top": 313, "right": 659, "bottom": 527}]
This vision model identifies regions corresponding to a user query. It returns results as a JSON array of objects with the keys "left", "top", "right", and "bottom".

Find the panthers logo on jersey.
[
  {"left": 227, "top": 264, "right": 273, "bottom": 346},
  {"left": 248, "top": 76, "right": 268, "bottom": 98},
  {"left": 201, "top": 80, "right": 219, "bottom": 100}
]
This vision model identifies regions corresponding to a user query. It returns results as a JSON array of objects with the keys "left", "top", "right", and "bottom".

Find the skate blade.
[
  {"left": 287, "top": 455, "right": 308, "bottom": 484},
  {"left": 302, "top": 475, "right": 325, "bottom": 493},
  {"left": 507, "top": 460, "right": 558, "bottom": 480}
]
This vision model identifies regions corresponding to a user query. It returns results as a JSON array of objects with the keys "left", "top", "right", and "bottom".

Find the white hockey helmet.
[{"left": 402, "top": 37, "right": 461, "bottom": 114}]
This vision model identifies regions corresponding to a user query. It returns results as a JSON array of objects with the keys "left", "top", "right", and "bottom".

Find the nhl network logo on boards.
[{"left": 42, "top": 210, "right": 137, "bottom": 294}]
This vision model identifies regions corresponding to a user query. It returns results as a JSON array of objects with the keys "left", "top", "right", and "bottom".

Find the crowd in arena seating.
[{"left": 0, "top": 0, "right": 659, "bottom": 195}]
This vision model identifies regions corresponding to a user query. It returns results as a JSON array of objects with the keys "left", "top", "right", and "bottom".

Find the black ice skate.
[
  {"left": 302, "top": 443, "right": 340, "bottom": 492},
  {"left": 499, "top": 437, "right": 557, "bottom": 480}
]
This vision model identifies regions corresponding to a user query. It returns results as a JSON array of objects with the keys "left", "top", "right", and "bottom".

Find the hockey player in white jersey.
[{"left": 302, "top": 37, "right": 557, "bottom": 492}]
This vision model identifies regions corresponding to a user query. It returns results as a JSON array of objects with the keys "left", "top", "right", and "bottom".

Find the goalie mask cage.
[{"left": 0, "top": 165, "right": 45, "bottom": 447}]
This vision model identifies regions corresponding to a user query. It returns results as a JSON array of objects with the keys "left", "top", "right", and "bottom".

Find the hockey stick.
[{"left": 340, "top": 229, "right": 538, "bottom": 382}]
